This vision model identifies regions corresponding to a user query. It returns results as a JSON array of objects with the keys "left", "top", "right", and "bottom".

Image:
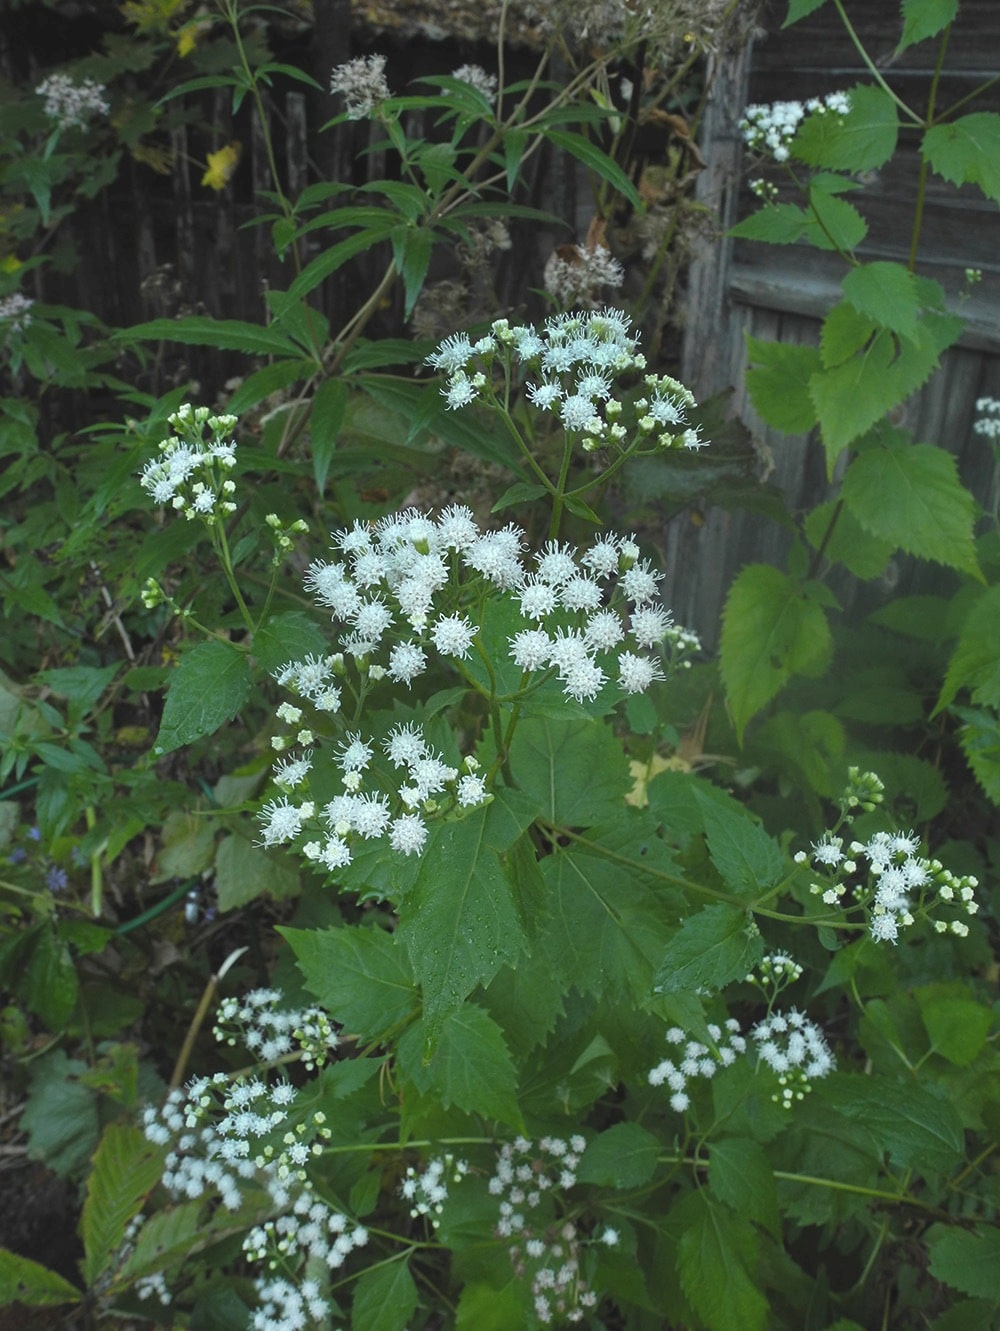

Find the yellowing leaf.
[{"left": 201, "top": 142, "right": 241, "bottom": 191}]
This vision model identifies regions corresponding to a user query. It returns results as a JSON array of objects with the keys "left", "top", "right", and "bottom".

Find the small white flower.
[{"left": 389, "top": 814, "right": 428, "bottom": 855}]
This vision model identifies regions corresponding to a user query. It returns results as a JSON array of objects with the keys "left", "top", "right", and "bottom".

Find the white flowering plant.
[{"left": 1, "top": 2, "right": 997, "bottom": 1330}]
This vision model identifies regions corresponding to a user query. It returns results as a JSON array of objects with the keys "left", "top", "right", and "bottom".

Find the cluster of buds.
[
  {"left": 400, "top": 1153, "right": 469, "bottom": 1228},
  {"left": 213, "top": 986, "right": 339, "bottom": 1071},
  {"left": 138, "top": 404, "right": 238, "bottom": 523}
]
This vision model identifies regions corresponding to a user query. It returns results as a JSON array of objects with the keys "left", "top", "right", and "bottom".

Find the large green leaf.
[
  {"left": 729, "top": 203, "right": 813, "bottom": 245},
  {"left": 252, "top": 611, "right": 329, "bottom": 676},
  {"left": 654, "top": 904, "right": 762, "bottom": 994},
  {"left": 783, "top": 0, "right": 827, "bottom": 23},
  {"left": 806, "top": 185, "right": 868, "bottom": 252},
  {"left": 935, "top": 585, "right": 1000, "bottom": 712},
  {"left": 81, "top": 1123, "right": 164, "bottom": 1287},
  {"left": 154, "top": 640, "right": 253, "bottom": 755},
  {"left": 841, "top": 262, "right": 921, "bottom": 341},
  {"left": 793, "top": 84, "right": 899, "bottom": 171},
  {"left": 720, "top": 565, "right": 832, "bottom": 742},
  {"left": 821, "top": 1073, "right": 964, "bottom": 1172},
  {"left": 897, "top": 0, "right": 959, "bottom": 53},
  {"left": 745, "top": 338, "right": 821, "bottom": 433},
  {"left": 708, "top": 1137, "right": 780, "bottom": 1238},
  {"left": 22, "top": 1051, "right": 99, "bottom": 1179},
  {"left": 841, "top": 436, "right": 980, "bottom": 577},
  {"left": 922, "top": 112, "right": 1000, "bottom": 203},
  {"left": 398, "top": 805, "right": 531, "bottom": 1047},
  {"left": 674, "top": 1191, "right": 768, "bottom": 1331},
  {"left": 351, "top": 1257, "right": 418, "bottom": 1331},
  {"left": 280, "top": 924, "right": 417, "bottom": 1040},
  {"left": 0, "top": 1250, "right": 81, "bottom": 1307},
  {"left": 539, "top": 818, "right": 683, "bottom": 1005},
  {"left": 578, "top": 1123, "right": 660, "bottom": 1188},
  {"left": 397, "top": 1003, "right": 521, "bottom": 1127},
  {"left": 694, "top": 787, "right": 784, "bottom": 897},
  {"left": 926, "top": 1224, "right": 1000, "bottom": 1300},
  {"left": 506, "top": 716, "right": 630, "bottom": 826}
]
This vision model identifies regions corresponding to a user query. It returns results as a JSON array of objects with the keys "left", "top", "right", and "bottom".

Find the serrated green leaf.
[
  {"left": 745, "top": 338, "right": 821, "bottom": 433},
  {"left": 252, "top": 610, "right": 328, "bottom": 676},
  {"left": 708, "top": 1137, "right": 780, "bottom": 1238},
  {"left": 794, "top": 84, "right": 899, "bottom": 171},
  {"left": 821, "top": 1073, "right": 964, "bottom": 1172},
  {"left": 398, "top": 808, "right": 529, "bottom": 1047},
  {"left": 507, "top": 716, "right": 630, "bottom": 825},
  {"left": 81, "top": 1123, "right": 163, "bottom": 1287},
  {"left": 121, "top": 1201, "right": 205, "bottom": 1282},
  {"left": 280, "top": 924, "right": 416, "bottom": 1039},
  {"left": 397, "top": 1004, "right": 521, "bottom": 1127},
  {"left": 804, "top": 500, "right": 893, "bottom": 579},
  {"left": 842, "top": 262, "right": 921, "bottom": 341},
  {"left": 578, "top": 1122, "right": 660, "bottom": 1188},
  {"left": 954, "top": 706, "right": 1000, "bottom": 806},
  {"left": 728, "top": 203, "right": 811, "bottom": 244},
  {"left": 936, "top": 585, "right": 1000, "bottom": 712},
  {"left": 0, "top": 1249, "right": 81, "bottom": 1307},
  {"left": 695, "top": 787, "right": 784, "bottom": 896},
  {"left": 351, "top": 1258, "right": 418, "bottom": 1331},
  {"left": 922, "top": 113, "right": 1000, "bottom": 203},
  {"left": 917, "top": 989, "right": 992, "bottom": 1066},
  {"left": 540, "top": 819, "right": 682, "bottom": 1004},
  {"left": 22, "top": 1051, "right": 99, "bottom": 1179},
  {"left": 155, "top": 641, "right": 252, "bottom": 755},
  {"left": 783, "top": 0, "right": 827, "bottom": 23},
  {"left": 806, "top": 186, "right": 868, "bottom": 252},
  {"left": 820, "top": 303, "right": 879, "bottom": 368},
  {"left": 897, "top": 0, "right": 958, "bottom": 52},
  {"left": 926, "top": 1224, "right": 1000, "bottom": 1300},
  {"left": 809, "top": 329, "right": 895, "bottom": 466},
  {"left": 841, "top": 437, "right": 980, "bottom": 577},
  {"left": 720, "top": 565, "right": 832, "bottom": 741},
  {"left": 675, "top": 1191, "right": 768, "bottom": 1331},
  {"left": 654, "top": 904, "right": 762, "bottom": 994}
]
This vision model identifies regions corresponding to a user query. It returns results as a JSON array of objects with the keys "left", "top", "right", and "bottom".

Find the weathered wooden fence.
[{"left": 670, "top": 0, "right": 1000, "bottom": 646}]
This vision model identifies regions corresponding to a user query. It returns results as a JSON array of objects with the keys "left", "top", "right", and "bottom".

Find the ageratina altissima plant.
[{"left": 258, "top": 505, "right": 700, "bottom": 873}]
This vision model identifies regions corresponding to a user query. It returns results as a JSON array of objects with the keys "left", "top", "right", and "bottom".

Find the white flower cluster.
[
  {"left": 649, "top": 1006, "right": 835, "bottom": 1112},
  {"left": 330, "top": 53, "right": 391, "bottom": 119},
  {"left": 739, "top": 90, "right": 851, "bottom": 162},
  {"left": 135, "top": 1269, "right": 171, "bottom": 1306},
  {"left": 35, "top": 72, "right": 110, "bottom": 129},
  {"left": 400, "top": 1152, "right": 469, "bottom": 1227},
  {"left": 260, "top": 718, "right": 486, "bottom": 864},
  {"left": 648, "top": 1020, "right": 746, "bottom": 1112},
  {"left": 801, "top": 829, "right": 979, "bottom": 944},
  {"left": 138, "top": 403, "right": 238, "bottom": 521},
  {"left": 0, "top": 292, "right": 34, "bottom": 333},
  {"left": 429, "top": 310, "right": 706, "bottom": 453},
  {"left": 251, "top": 1277, "right": 332, "bottom": 1331},
  {"left": 140, "top": 992, "right": 369, "bottom": 1329},
  {"left": 750, "top": 1008, "right": 835, "bottom": 1106},
  {"left": 543, "top": 244, "right": 625, "bottom": 310},
  {"left": 451, "top": 63, "right": 497, "bottom": 99},
  {"left": 213, "top": 987, "right": 339, "bottom": 1071},
  {"left": 488, "top": 1136, "right": 613, "bottom": 1325},
  {"left": 973, "top": 395, "right": 1000, "bottom": 442}
]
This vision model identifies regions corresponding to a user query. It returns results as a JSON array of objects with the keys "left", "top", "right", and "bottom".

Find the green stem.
[
  {"left": 908, "top": 23, "right": 951, "bottom": 272},
  {"left": 549, "top": 431, "right": 576, "bottom": 539},
  {"left": 84, "top": 804, "right": 102, "bottom": 918},
  {"left": 830, "top": 0, "right": 922, "bottom": 124}
]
